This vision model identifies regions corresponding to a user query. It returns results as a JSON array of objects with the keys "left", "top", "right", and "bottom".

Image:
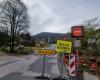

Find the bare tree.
[
  {"left": 81, "top": 17, "right": 100, "bottom": 56},
  {"left": 0, "top": 0, "right": 29, "bottom": 52}
]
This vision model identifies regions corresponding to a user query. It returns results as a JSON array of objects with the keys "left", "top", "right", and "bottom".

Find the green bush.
[
  {"left": 0, "top": 46, "right": 33, "bottom": 55},
  {"left": 98, "top": 67, "right": 100, "bottom": 74},
  {"left": 1, "top": 46, "right": 10, "bottom": 53},
  {"left": 23, "top": 47, "right": 32, "bottom": 54},
  {"left": 15, "top": 46, "right": 32, "bottom": 54}
]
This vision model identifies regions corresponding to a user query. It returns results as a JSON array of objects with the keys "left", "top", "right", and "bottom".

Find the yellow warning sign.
[
  {"left": 56, "top": 40, "right": 72, "bottom": 53},
  {"left": 35, "top": 49, "right": 56, "bottom": 55}
]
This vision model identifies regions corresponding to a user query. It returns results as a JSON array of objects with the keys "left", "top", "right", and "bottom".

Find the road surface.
[
  {"left": 0, "top": 54, "right": 60, "bottom": 80},
  {"left": 0, "top": 50, "right": 99, "bottom": 80}
]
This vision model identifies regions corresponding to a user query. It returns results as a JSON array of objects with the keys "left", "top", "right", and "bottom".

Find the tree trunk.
[{"left": 10, "top": 8, "right": 16, "bottom": 53}]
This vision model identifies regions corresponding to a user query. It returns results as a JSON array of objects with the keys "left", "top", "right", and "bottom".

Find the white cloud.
[
  {"left": 22, "top": 0, "right": 100, "bottom": 35},
  {"left": 1, "top": 0, "right": 100, "bottom": 35}
]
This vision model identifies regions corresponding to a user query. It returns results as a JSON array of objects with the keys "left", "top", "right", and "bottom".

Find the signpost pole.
[
  {"left": 35, "top": 55, "right": 50, "bottom": 79},
  {"left": 42, "top": 55, "right": 46, "bottom": 77},
  {"left": 35, "top": 49, "right": 56, "bottom": 79},
  {"left": 52, "top": 53, "right": 66, "bottom": 80},
  {"left": 61, "top": 53, "right": 64, "bottom": 78},
  {"left": 75, "top": 47, "right": 79, "bottom": 68},
  {"left": 54, "top": 40, "right": 72, "bottom": 80},
  {"left": 71, "top": 26, "right": 84, "bottom": 80}
]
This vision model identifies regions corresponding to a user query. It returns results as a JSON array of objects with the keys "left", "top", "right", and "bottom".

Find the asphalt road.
[
  {"left": 0, "top": 54, "right": 60, "bottom": 80},
  {"left": 0, "top": 46, "right": 99, "bottom": 80}
]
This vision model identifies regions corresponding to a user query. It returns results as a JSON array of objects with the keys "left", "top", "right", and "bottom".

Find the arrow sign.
[{"left": 35, "top": 49, "right": 56, "bottom": 55}]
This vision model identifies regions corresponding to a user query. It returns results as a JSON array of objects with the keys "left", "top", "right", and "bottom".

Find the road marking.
[
  {"left": 0, "top": 59, "right": 18, "bottom": 65},
  {"left": 22, "top": 71, "right": 50, "bottom": 77},
  {"left": 48, "top": 59, "right": 57, "bottom": 64},
  {"left": 0, "top": 60, "right": 18, "bottom": 67},
  {"left": 22, "top": 57, "right": 60, "bottom": 78},
  {"left": 52, "top": 64, "right": 60, "bottom": 77},
  {"left": 48, "top": 58, "right": 60, "bottom": 77}
]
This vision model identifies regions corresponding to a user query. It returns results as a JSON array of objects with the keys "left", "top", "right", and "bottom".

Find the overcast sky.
[{"left": 21, "top": 0, "right": 100, "bottom": 35}]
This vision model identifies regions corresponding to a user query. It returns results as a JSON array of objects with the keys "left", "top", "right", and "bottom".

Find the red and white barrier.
[{"left": 69, "top": 53, "right": 76, "bottom": 76}]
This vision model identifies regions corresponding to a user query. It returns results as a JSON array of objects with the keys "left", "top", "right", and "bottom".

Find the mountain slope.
[{"left": 32, "top": 32, "right": 71, "bottom": 43}]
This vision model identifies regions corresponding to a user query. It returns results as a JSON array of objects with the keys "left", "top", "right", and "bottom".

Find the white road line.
[
  {"left": 48, "top": 58, "right": 60, "bottom": 77},
  {"left": 0, "top": 59, "right": 18, "bottom": 65},
  {"left": 22, "top": 71, "right": 50, "bottom": 77},
  {"left": 52, "top": 64, "right": 60, "bottom": 76}
]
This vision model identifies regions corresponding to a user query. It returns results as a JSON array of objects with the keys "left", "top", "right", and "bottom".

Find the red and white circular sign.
[{"left": 71, "top": 26, "right": 84, "bottom": 37}]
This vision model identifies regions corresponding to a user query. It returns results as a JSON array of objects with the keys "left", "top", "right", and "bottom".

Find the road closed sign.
[{"left": 56, "top": 40, "right": 72, "bottom": 53}]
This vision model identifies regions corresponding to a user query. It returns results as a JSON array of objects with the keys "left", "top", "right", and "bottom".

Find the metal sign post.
[
  {"left": 35, "top": 48, "right": 57, "bottom": 79},
  {"left": 35, "top": 55, "right": 50, "bottom": 79},
  {"left": 60, "top": 53, "right": 64, "bottom": 78},
  {"left": 52, "top": 53, "right": 66, "bottom": 80},
  {"left": 42, "top": 55, "right": 46, "bottom": 77},
  {"left": 53, "top": 39, "right": 72, "bottom": 80},
  {"left": 71, "top": 25, "right": 84, "bottom": 80}
]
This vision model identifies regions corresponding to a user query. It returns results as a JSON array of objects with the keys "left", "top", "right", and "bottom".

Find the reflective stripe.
[{"left": 69, "top": 54, "right": 76, "bottom": 76}]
